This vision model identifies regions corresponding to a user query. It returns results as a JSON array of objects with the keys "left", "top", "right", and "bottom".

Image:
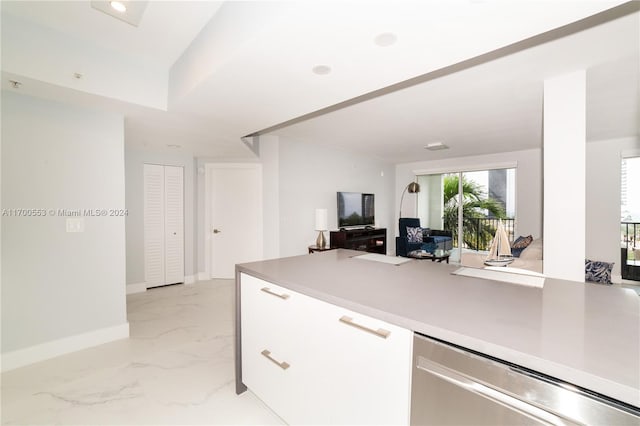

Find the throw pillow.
[
  {"left": 406, "top": 226, "right": 423, "bottom": 243},
  {"left": 519, "top": 242, "right": 543, "bottom": 260},
  {"left": 585, "top": 259, "right": 614, "bottom": 285},
  {"left": 511, "top": 235, "right": 533, "bottom": 258}
]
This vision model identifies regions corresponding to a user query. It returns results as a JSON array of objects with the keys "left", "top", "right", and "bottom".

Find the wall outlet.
[{"left": 66, "top": 217, "right": 85, "bottom": 233}]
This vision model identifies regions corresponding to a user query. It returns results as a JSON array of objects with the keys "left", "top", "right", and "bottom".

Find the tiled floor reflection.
[{"left": 1, "top": 280, "right": 284, "bottom": 425}]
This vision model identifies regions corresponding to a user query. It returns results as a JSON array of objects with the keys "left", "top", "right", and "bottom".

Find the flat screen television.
[{"left": 337, "top": 192, "right": 375, "bottom": 228}]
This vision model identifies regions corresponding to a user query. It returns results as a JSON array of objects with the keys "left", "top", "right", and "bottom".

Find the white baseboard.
[
  {"left": 198, "top": 271, "right": 209, "bottom": 281},
  {"left": 185, "top": 275, "right": 196, "bottom": 285},
  {"left": 126, "top": 282, "right": 147, "bottom": 294},
  {"left": 1, "top": 322, "right": 130, "bottom": 372}
]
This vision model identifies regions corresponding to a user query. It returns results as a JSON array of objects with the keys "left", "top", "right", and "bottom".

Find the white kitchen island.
[{"left": 235, "top": 249, "right": 640, "bottom": 423}]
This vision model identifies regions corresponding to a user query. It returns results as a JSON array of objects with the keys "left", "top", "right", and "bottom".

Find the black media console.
[{"left": 329, "top": 228, "right": 387, "bottom": 254}]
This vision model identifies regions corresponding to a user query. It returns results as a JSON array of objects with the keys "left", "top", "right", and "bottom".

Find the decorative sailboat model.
[{"left": 483, "top": 220, "right": 515, "bottom": 267}]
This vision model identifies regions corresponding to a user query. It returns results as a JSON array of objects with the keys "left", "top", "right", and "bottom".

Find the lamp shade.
[{"left": 315, "top": 208, "right": 328, "bottom": 231}]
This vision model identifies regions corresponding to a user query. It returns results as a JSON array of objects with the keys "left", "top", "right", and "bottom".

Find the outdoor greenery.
[
  {"left": 442, "top": 174, "right": 507, "bottom": 251},
  {"left": 621, "top": 222, "right": 639, "bottom": 261}
]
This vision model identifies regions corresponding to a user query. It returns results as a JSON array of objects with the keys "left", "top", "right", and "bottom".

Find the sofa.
[
  {"left": 460, "top": 238, "right": 543, "bottom": 273},
  {"left": 396, "top": 218, "right": 453, "bottom": 257}
]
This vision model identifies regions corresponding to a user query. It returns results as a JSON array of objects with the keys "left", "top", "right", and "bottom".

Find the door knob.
[{"left": 213, "top": 229, "right": 221, "bottom": 234}]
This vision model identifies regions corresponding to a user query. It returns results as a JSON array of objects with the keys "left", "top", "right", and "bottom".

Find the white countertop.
[{"left": 237, "top": 249, "right": 640, "bottom": 407}]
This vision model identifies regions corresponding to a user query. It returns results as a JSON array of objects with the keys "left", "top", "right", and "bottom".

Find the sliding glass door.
[
  {"left": 621, "top": 156, "right": 640, "bottom": 281},
  {"left": 417, "top": 168, "right": 516, "bottom": 262},
  {"left": 416, "top": 173, "right": 448, "bottom": 230},
  {"left": 459, "top": 169, "right": 515, "bottom": 251}
]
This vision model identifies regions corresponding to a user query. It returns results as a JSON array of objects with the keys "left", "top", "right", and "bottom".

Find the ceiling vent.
[
  {"left": 374, "top": 32, "right": 397, "bottom": 47},
  {"left": 90, "top": 1, "right": 148, "bottom": 27},
  {"left": 424, "top": 142, "right": 449, "bottom": 151},
  {"left": 312, "top": 65, "right": 332, "bottom": 75}
]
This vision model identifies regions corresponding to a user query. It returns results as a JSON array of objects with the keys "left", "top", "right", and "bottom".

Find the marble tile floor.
[{"left": 1, "top": 280, "right": 285, "bottom": 425}]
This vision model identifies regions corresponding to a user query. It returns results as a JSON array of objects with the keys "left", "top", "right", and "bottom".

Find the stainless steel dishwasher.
[{"left": 411, "top": 333, "right": 640, "bottom": 425}]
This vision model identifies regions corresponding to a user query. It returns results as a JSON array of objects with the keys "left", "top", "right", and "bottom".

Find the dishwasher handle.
[{"left": 416, "top": 355, "right": 581, "bottom": 426}]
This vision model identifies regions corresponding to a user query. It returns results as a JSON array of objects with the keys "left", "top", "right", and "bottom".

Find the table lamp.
[{"left": 315, "top": 208, "right": 328, "bottom": 249}]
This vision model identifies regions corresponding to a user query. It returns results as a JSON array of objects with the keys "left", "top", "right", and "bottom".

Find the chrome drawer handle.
[
  {"left": 339, "top": 315, "right": 390, "bottom": 339},
  {"left": 260, "top": 287, "right": 290, "bottom": 300},
  {"left": 261, "top": 350, "right": 290, "bottom": 370}
]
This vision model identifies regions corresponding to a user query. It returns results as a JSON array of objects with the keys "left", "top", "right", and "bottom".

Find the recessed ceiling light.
[
  {"left": 374, "top": 32, "right": 397, "bottom": 47},
  {"left": 91, "top": 1, "right": 147, "bottom": 26},
  {"left": 110, "top": 1, "right": 127, "bottom": 13},
  {"left": 312, "top": 65, "right": 332, "bottom": 75},
  {"left": 167, "top": 144, "right": 181, "bottom": 149},
  {"left": 424, "top": 142, "right": 449, "bottom": 151}
]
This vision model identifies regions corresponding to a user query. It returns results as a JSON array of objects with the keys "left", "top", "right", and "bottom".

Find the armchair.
[
  {"left": 396, "top": 218, "right": 454, "bottom": 257},
  {"left": 396, "top": 218, "right": 422, "bottom": 257}
]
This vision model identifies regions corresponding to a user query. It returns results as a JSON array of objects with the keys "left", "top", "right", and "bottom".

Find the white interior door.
[{"left": 208, "top": 164, "right": 262, "bottom": 279}]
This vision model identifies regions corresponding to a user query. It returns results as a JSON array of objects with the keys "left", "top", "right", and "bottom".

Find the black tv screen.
[{"left": 337, "top": 192, "right": 375, "bottom": 228}]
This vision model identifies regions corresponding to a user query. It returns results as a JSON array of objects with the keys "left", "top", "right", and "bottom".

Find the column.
[{"left": 543, "top": 70, "right": 586, "bottom": 282}]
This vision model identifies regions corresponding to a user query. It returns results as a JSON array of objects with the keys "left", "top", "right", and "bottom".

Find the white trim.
[
  {"left": 185, "top": 275, "right": 196, "bottom": 284},
  {"left": 412, "top": 161, "right": 518, "bottom": 176},
  {"left": 1, "top": 322, "right": 130, "bottom": 372},
  {"left": 126, "top": 282, "right": 147, "bottom": 294},
  {"left": 621, "top": 149, "right": 640, "bottom": 159},
  {"left": 620, "top": 278, "right": 640, "bottom": 287},
  {"left": 198, "top": 271, "right": 210, "bottom": 281}
]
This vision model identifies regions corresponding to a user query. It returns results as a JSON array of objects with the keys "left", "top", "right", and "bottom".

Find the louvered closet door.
[
  {"left": 144, "top": 164, "right": 184, "bottom": 288},
  {"left": 164, "top": 166, "right": 184, "bottom": 284},
  {"left": 144, "top": 164, "right": 165, "bottom": 288}
]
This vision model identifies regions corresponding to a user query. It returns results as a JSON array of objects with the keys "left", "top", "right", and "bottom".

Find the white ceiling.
[
  {"left": 1, "top": 1, "right": 638, "bottom": 162},
  {"left": 271, "top": 11, "right": 640, "bottom": 162},
  {"left": 1, "top": 1, "right": 222, "bottom": 69}
]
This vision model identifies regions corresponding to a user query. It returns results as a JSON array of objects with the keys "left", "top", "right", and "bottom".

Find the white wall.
[
  {"left": 259, "top": 135, "right": 281, "bottom": 260},
  {"left": 2, "top": 14, "right": 167, "bottom": 109},
  {"left": 169, "top": 2, "right": 287, "bottom": 105},
  {"left": 396, "top": 149, "right": 543, "bottom": 244},
  {"left": 543, "top": 70, "right": 586, "bottom": 282},
  {"left": 125, "top": 148, "right": 196, "bottom": 286},
  {"left": 270, "top": 136, "right": 395, "bottom": 257},
  {"left": 1, "top": 91, "right": 127, "bottom": 355},
  {"left": 586, "top": 136, "right": 640, "bottom": 281},
  {"left": 193, "top": 135, "right": 394, "bottom": 266}
]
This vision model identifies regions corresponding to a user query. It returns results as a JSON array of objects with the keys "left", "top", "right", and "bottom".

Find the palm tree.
[{"left": 442, "top": 175, "right": 506, "bottom": 250}]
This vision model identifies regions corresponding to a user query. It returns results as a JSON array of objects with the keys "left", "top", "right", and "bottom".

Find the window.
[
  {"left": 621, "top": 156, "right": 640, "bottom": 281},
  {"left": 417, "top": 168, "right": 516, "bottom": 262}
]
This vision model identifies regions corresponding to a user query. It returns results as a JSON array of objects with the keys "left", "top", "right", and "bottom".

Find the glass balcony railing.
[
  {"left": 447, "top": 218, "right": 515, "bottom": 252},
  {"left": 621, "top": 221, "right": 640, "bottom": 281}
]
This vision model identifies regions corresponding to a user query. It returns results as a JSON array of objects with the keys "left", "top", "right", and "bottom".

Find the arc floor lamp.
[{"left": 399, "top": 181, "right": 420, "bottom": 218}]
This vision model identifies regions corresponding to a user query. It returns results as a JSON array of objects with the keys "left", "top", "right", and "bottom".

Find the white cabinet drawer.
[
  {"left": 241, "top": 339, "right": 305, "bottom": 424},
  {"left": 240, "top": 274, "right": 318, "bottom": 424},
  {"left": 240, "top": 272, "right": 412, "bottom": 425},
  {"left": 305, "top": 301, "right": 412, "bottom": 425}
]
